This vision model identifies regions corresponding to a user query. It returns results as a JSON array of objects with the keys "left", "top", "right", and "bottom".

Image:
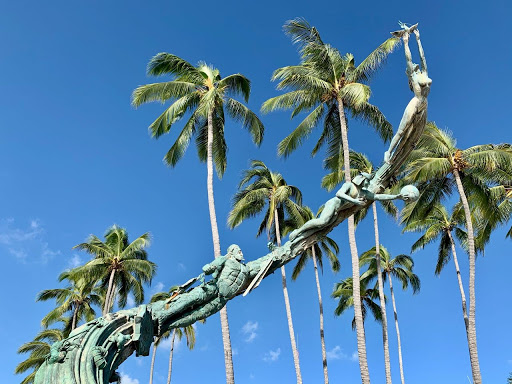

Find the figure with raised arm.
[
  {"left": 289, "top": 173, "right": 411, "bottom": 244},
  {"left": 384, "top": 22, "right": 432, "bottom": 164}
]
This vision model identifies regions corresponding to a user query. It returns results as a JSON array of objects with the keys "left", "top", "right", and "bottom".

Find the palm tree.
[
  {"left": 287, "top": 206, "right": 339, "bottom": 384},
  {"left": 228, "top": 160, "right": 304, "bottom": 383},
  {"left": 332, "top": 275, "right": 382, "bottom": 329},
  {"left": 149, "top": 288, "right": 197, "bottom": 384},
  {"left": 69, "top": 225, "right": 156, "bottom": 315},
  {"left": 403, "top": 202, "right": 470, "bottom": 320},
  {"left": 403, "top": 122, "right": 512, "bottom": 383},
  {"left": 323, "top": 150, "right": 398, "bottom": 384},
  {"left": 132, "top": 53, "right": 264, "bottom": 384},
  {"left": 475, "top": 185, "right": 512, "bottom": 245},
  {"left": 262, "top": 19, "right": 397, "bottom": 383},
  {"left": 36, "top": 272, "right": 103, "bottom": 331},
  {"left": 15, "top": 321, "right": 70, "bottom": 384},
  {"left": 360, "top": 246, "right": 420, "bottom": 384}
]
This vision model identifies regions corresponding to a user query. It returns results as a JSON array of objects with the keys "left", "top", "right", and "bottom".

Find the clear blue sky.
[{"left": 1, "top": 1, "right": 511, "bottom": 383}]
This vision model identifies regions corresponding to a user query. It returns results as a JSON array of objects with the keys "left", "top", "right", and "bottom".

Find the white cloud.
[
  {"left": 326, "top": 346, "right": 358, "bottom": 363},
  {"left": 0, "top": 218, "right": 60, "bottom": 263},
  {"left": 134, "top": 357, "right": 144, "bottom": 366},
  {"left": 178, "top": 262, "right": 186, "bottom": 270},
  {"left": 126, "top": 295, "right": 135, "bottom": 308},
  {"left": 119, "top": 372, "right": 139, "bottom": 384},
  {"left": 232, "top": 348, "right": 239, "bottom": 356},
  {"left": 241, "top": 321, "right": 258, "bottom": 343},
  {"left": 151, "top": 281, "right": 165, "bottom": 295},
  {"left": 9, "top": 248, "right": 27, "bottom": 261},
  {"left": 67, "top": 254, "right": 83, "bottom": 269},
  {"left": 41, "top": 242, "right": 60, "bottom": 263},
  {"left": 326, "top": 345, "right": 347, "bottom": 360},
  {"left": 263, "top": 348, "right": 281, "bottom": 362}
]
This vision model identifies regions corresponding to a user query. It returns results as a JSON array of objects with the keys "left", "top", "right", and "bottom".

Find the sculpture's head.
[
  {"left": 227, "top": 244, "right": 244, "bottom": 261},
  {"left": 409, "top": 65, "right": 432, "bottom": 97},
  {"left": 352, "top": 172, "right": 372, "bottom": 188}
]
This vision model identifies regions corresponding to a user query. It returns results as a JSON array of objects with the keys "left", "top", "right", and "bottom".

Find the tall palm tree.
[
  {"left": 403, "top": 122, "right": 512, "bottom": 383},
  {"left": 323, "top": 150, "right": 398, "bottom": 384},
  {"left": 228, "top": 160, "right": 304, "bottom": 383},
  {"left": 403, "top": 203, "right": 470, "bottom": 322},
  {"left": 15, "top": 321, "right": 70, "bottom": 384},
  {"left": 286, "top": 206, "right": 340, "bottom": 384},
  {"left": 149, "top": 288, "right": 197, "bottom": 384},
  {"left": 69, "top": 225, "right": 156, "bottom": 315},
  {"left": 133, "top": 53, "right": 264, "bottom": 384},
  {"left": 262, "top": 19, "right": 397, "bottom": 383},
  {"left": 36, "top": 273, "right": 103, "bottom": 331},
  {"left": 360, "top": 246, "right": 420, "bottom": 384},
  {"left": 332, "top": 275, "right": 382, "bottom": 329}
]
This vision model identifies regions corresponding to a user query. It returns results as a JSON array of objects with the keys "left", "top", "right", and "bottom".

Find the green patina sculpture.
[{"left": 34, "top": 23, "right": 430, "bottom": 384}]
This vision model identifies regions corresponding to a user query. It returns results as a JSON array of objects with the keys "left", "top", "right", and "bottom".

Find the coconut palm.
[
  {"left": 133, "top": 53, "right": 264, "bottom": 384},
  {"left": 262, "top": 19, "right": 397, "bottom": 383},
  {"left": 360, "top": 246, "right": 420, "bottom": 384},
  {"left": 286, "top": 206, "right": 339, "bottom": 384},
  {"left": 15, "top": 321, "right": 70, "bottom": 384},
  {"left": 69, "top": 225, "right": 155, "bottom": 315},
  {"left": 403, "top": 122, "right": 512, "bottom": 383},
  {"left": 36, "top": 272, "right": 103, "bottom": 331},
  {"left": 228, "top": 160, "right": 304, "bottom": 383},
  {"left": 404, "top": 202, "right": 470, "bottom": 314},
  {"left": 332, "top": 276, "right": 382, "bottom": 329},
  {"left": 475, "top": 186, "right": 512, "bottom": 245},
  {"left": 323, "top": 150, "right": 398, "bottom": 384},
  {"left": 149, "top": 288, "right": 197, "bottom": 384}
]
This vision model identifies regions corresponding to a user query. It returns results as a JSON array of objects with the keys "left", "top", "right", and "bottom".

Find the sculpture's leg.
[
  {"left": 168, "top": 297, "right": 227, "bottom": 328},
  {"left": 152, "top": 284, "right": 218, "bottom": 334}
]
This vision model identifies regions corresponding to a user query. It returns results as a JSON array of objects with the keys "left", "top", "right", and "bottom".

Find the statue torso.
[{"left": 217, "top": 258, "right": 249, "bottom": 299}]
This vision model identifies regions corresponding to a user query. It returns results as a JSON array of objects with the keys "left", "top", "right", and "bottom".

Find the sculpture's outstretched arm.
[
  {"left": 403, "top": 32, "right": 415, "bottom": 75},
  {"left": 414, "top": 29, "right": 427, "bottom": 74},
  {"left": 362, "top": 190, "right": 401, "bottom": 201}
]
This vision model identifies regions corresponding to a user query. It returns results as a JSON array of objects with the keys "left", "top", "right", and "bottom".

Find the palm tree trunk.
[
  {"left": 311, "top": 247, "right": 329, "bottom": 384},
  {"left": 107, "top": 283, "right": 117, "bottom": 313},
  {"left": 207, "top": 110, "right": 235, "bottom": 384},
  {"left": 338, "top": 96, "right": 370, "bottom": 384},
  {"left": 274, "top": 208, "right": 302, "bottom": 384},
  {"left": 452, "top": 169, "right": 481, "bottom": 384},
  {"left": 372, "top": 203, "right": 392, "bottom": 384},
  {"left": 388, "top": 275, "right": 405, "bottom": 384},
  {"left": 103, "top": 270, "right": 116, "bottom": 315},
  {"left": 167, "top": 330, "right": 176, "bottom": 384},
  {"left": 447, "top": 230, "right": 469, "bottom": 325},
  {"left": 149, "top": 339, "right": 158, "bottom": 384},
  {"left": 71, "top": 305, "right": 79, "bottom": 331}
]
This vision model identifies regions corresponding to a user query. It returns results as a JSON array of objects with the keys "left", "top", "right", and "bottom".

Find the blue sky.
[{"left": 1, "top": 0, "right": 511, "bottom": 383}]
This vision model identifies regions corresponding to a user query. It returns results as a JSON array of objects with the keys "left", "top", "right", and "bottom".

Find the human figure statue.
[
  {"left": 151, "top": 244, "right": 252, "bottom": 330},
  {"left": 384, "top": 22, "right": 432, "bottom": 164},
  {"left": 289, "top": 173, "right": 411, "bottom": 244},
  {"left": 33, "top": 23, "right": 431, "bottom": 384}
]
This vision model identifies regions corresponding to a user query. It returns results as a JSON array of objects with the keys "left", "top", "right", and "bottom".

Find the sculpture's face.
[
  {"left": 411, "top": 70, "right": 432, "bottom": 97},
  {"left": 227, "top": 245, "right": 244, "bottom": 261}
]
